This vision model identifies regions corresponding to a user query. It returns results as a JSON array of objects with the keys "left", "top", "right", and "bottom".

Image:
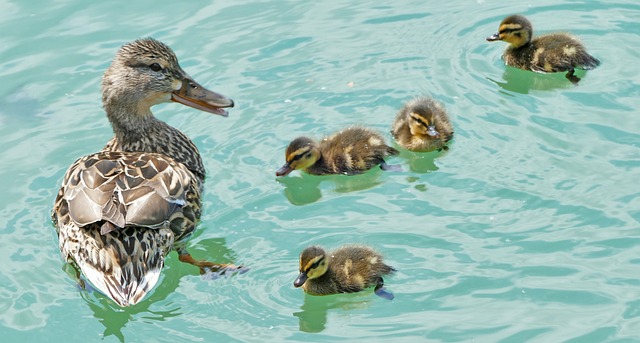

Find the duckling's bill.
[
  {"left": 486, "top": 32, "right": 501, "bottom": 41},
  {"left": 171, "top": 77, "right": 234, "bottom": 117},
  {"left": 293, "top": 272, "right": 308, "bottom": 287},
  {"left": 276, "top": 163, "right": 293, "bottom": 177}
]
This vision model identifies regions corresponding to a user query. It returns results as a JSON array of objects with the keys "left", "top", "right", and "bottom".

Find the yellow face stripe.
[
  {"left": 410, "top": 112, "right": 431, "bottom": 127},
  {"left": 287, "top": 146, "right": 310, "bottom": 163},
  {"left": 498, "top": 23, "right": 522, "bottom": 33},
  {"left": 303, "top": 255, "right": 323, "bottom": 272}
]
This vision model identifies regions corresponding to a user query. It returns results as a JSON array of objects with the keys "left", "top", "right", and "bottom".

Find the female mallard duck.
[
  {"left": 275, "top": 127, "right": 399, "bottom": 176},
  {"left": 486, "top": 14, "right": 600, "bottom": 84},
  {"left": 294, "top": 245, "right": 396, "bottom": 299},
  {"left": 52, "top": 38, "right": 237, "bottom": 307},
  {"left": 392, "top": 97, "right": 453, "bottom": 152}
]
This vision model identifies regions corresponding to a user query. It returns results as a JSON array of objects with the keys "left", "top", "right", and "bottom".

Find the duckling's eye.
[
  {"left": 149, "top": 63, "right": 163, "bottom": 72},
  {"left": 411, "top": 115, "right": 429, "bottom": 128},
  {"left": 309, "top": 258, "right": 324, "bottom": 270}
]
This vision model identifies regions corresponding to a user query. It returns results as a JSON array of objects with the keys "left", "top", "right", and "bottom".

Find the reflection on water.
[
  {"left": 293, "top": 293, "right": 373, "bottom": 333},
  {"left": 277, "top": 171, "right": 385, "bottom": 205},
  {"left": 489, "top": 66, "right": 579, "bottom": 94},
  {"left": 277, "top": 175, "right": 323, "bottom": 205},
  {"left": 73, "top": 237, "right": 239, "bottom": 342},
  {"left": 396, "top": 148, "right": 441, "bottom": 174}
]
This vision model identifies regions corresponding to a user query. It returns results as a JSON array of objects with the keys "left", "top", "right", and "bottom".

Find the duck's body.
[
  {"left": 487, "top": 14, "right": 600, "bottom": 83},
  {"left": 276, "top": 127, "right": 399, "bottom": 176},
  {"left": 293, "top": 245, "right": 395, "bottom": 299},
  {"left": 392, "top": 97, "right": 453, "bottom": 152},
  {"left": 52, "top": 38, "right": 236, "bottom": 307}
]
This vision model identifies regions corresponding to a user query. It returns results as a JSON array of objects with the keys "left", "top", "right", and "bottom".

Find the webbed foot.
[
  {"left": 566, "top": 69, "right": 581, "bottom": 85},
  {"left": 178, "top": 252, "right": 247, "bottom": 280},
  {"left": 374, "top": 277, "right": 394, "bottom": 300},
  {"left": 380, "top": 162, "right": 402, "bottom": 172}
]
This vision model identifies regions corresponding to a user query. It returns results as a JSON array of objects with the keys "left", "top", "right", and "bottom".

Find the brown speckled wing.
[{"left": 56, "top": 151, "right": 194, "bottom": 234}]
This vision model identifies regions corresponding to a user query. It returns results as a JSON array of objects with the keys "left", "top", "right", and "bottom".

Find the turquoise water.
[{"left": 1, "top": 0, "right": 639, "bottom": 341}]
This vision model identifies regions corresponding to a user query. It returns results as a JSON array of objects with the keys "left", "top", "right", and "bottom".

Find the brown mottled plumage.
[
  {"left": 392, "top": 97, "right": 453, "bottom": 152},
  {"left": 293, "top": 245, "right": 396, "bottom": 299},
  {"left": 52, "top": 38, "right": 237, "bottom": 307},
  {"left": 487, "top": 14, "right": 600, "bottom": 84},
  {"left": 275, "top": 127, "right": 399, "bottom": 176}
]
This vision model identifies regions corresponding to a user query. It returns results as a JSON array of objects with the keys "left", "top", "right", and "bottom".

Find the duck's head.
[
  {"left": 407, "top": 106, "right": 440, "bottom": 139},
  {"left": 275, "top": 137, "right": 320, "bottom": 176},
  {"left": 102, "top": 38, "right": 234, "bottom": 119},
  {"left": 486, "top": 14, "right": 532, "bottom": 48},
  {"left": 294, "top": 246, "right": 329, "bottom": 288}
]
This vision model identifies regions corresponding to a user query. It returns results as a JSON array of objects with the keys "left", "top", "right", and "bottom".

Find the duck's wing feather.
[{"left": 58, "top": 151, "right": 194, "bottom": 234}]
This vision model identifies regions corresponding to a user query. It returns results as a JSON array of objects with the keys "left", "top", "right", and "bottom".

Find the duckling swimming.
[
  {"left": 276, "top": 127, "right": 399, "bottom": 176},
  {"left": 294, "top": 245, "right": 396, "bottom": 299},
  {"left": 392, "top": 97, "right": 453, "bottom": 152},
  {"left": 487, "top": 14, "right": 600, "bottom": 84}
]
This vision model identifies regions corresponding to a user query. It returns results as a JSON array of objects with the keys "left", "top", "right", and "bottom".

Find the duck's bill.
[
  {"left": 293, "top": 272, "right": 308, "bottom": 287},
  {"left": 427, "top": 126, "right": 439, "bottom": 137},
  {"left": 172, "top": 78, "right": 234, "bottom": 117},
  {"left": 486, "top": 33, "right": 501, "bottom": 41},
  {"left": 276, "top": 164, "right": 293, "bottom": 177}
]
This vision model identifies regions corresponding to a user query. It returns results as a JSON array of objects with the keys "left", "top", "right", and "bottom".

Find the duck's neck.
[{"left": 104, "top": 102, "right": 206, "bottom": 181}]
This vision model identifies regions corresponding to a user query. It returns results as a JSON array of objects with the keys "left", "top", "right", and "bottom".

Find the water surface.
[{"left": 1, "top": 0, "right": 639, "bottom": 342}]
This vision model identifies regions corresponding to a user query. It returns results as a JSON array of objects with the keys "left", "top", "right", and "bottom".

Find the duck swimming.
[
  {"left": 392, "top": 97, "right": 453, "bottom": 152},
  {"left": 294, "top": 245, "right": 396, "bottom": 299},
  {"left": 52, "top": 38, "right": 237, "bottom": 306},
  {"left": 487, "top": 14, "right": 600, "bottom": 84},
  {"left": 276, "top": 127, "right": 399, "bottom": 176}
]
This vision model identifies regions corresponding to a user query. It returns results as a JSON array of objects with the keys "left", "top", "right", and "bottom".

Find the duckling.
[
  {"left": 276, "top": 127, "right": 399, "bottom": 176},
  {"left": 392, "top": 97, "right": 453, "bottom": 152},
  {"left": 486, "top": 14, "right": 600, "bottom": 84},
  {"left": 294, "top": 245, "right": 396, "bottom": 299}
]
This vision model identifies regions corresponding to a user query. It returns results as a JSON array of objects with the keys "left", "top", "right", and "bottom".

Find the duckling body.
[
  {"left": 52, "top": 38, "right": 236, "bottom": 307},
  {"left": 276, "top": 127, "right": 399, "bottom": 176},
  {"left": 294, "top": 245, "right": 396, "bottom": 299},
  {"left": 487, "top": 14, "right": 600, "bottom": 83},
  {"left": 392, "top": 97, "right": 453, "bottom": 152}
]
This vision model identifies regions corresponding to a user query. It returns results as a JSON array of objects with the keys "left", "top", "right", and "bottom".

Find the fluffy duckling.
[
  {"left": 276, "top": 127, "right": 399, "bottom": 176},
  {"left": 487, "top": 14, "right": 600, "bottom": 84},
  {"left": 392, "top": 97, "right": 453, "bottom": 152},
  {"left": 294, "top": 245, "right": 396, "bottom": 300}
]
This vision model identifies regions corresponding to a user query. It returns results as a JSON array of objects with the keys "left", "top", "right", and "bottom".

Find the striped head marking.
[
  {"left": 486, "top": 14, "right": 532, "bottom": 48},
  {"left": 276, "top": 137, "right": 320, "bottom": 176},
  {"left": 409, "top": 112, "right": 439, "bottom": 138},
  {"left": 294, "top": 246, "right": 329, "bottom": 287}
]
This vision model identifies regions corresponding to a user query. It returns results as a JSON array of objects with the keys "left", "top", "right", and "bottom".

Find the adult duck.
[{"left": 52, "top": 38, "right": 236, "bottom": 306}]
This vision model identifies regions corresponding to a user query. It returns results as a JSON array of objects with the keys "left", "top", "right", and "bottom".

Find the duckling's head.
[
  {"left": 486, "top": 14, "right": 532, "bottom": 48},
  {"left": 102, "top": 38, "right": 234, "bottom": 121},
  {"left": 294, "top": 246, "right": 329, "bottom": 288},
  {"left": 275, "top": 137, "right": 321, "bottom": 176},
  {"left": 407, "top": 109, "right": 441, "bottom": 138}
]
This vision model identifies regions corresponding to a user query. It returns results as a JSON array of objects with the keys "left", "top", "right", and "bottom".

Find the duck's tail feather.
[
  {"left": 580, "top": 53, "right": 601, "bottom": 70},
  {"left": 59, "top": 223, "right": 174, "bottom": 307}
]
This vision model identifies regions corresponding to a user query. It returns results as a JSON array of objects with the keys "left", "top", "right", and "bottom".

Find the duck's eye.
[
  {"left": 149, "top": 63, "right": 163, "bottom": 72},
  {"left": 309, "top": 258, "right": 324, "bottom": 270}
]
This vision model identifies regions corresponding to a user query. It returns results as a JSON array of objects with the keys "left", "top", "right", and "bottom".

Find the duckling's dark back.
[
  {"left": 331, "top": 245, "right": 396, "bottom": 287},
  {"left": 506, "top": 34, "right": 600, "bottom": 73},
  {"left": 311, "top": 127, "right": 398, "bottom": 175}
]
